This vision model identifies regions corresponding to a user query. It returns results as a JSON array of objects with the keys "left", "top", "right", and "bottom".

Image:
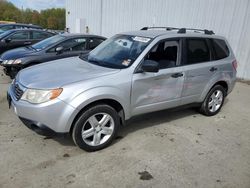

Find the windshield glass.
[
  {"left": 32, "top": 35, "right": 65, "bottom": 51},
  {"left": 80, "top": 34, "right": 152, "bottom": 69},
  {"left": 0, "top": 30, "right": 13, "bottom": 39}
]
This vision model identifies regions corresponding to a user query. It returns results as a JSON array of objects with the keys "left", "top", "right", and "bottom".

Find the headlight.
[
  {"left": 21, "top": 88, "right": 63, "bottom": 104},
  {"left": 2, "top": 59, "right": 22, "bottom": 65}
]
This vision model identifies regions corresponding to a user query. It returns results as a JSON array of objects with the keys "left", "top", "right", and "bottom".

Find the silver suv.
[{"left": 7, "top": 27, "right": 237, "bottom": 151}]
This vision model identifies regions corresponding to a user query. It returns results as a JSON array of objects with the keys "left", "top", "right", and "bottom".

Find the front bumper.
[
  {"left": 19, "top": 117, "right": 60, "bottom": 136},
  {"left": 1, "top": 64, "right": 22, "bottom": 77},
  {"left": 7, "top": 84, "right": 79, "bottom": 133}
]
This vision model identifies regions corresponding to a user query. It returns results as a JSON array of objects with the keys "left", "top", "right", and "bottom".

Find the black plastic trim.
[{"left": 19, "top": 117, "right": 65, "bottom": 137}]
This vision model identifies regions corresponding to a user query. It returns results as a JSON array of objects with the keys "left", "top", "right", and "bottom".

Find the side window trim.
[
  {"left": 181, "top": 38, "right": 187, "bottom": 66},
  {"left": 207, "top": 39, "right": 216, "bottom": 61}
]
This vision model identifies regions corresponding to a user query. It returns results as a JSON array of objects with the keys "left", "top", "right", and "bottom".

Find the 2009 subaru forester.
[{"left": 7, "top": 27, "right": 237, "bottom": 151}]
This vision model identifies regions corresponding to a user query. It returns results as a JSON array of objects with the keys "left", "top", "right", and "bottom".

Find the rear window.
[
  {"left": 0, "top": 25, "right": 14, "bottom": 31},
  {"left": 211, "top": 39, "right": 229, "bottom": 60},
  {"left": 186, "top": 39, "right": 210, "bottom": 64}
]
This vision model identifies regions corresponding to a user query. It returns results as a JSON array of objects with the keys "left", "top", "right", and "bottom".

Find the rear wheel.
[
  {"left": 200, "top": 85, "right": 226, "bottom": 116},
  {"left": 72, "top": 104, "right": 120, "bottom": 151}
]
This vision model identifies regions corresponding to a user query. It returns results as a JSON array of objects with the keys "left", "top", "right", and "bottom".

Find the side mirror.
[
  {"left": 55, "top": 46, "right": 64, "bottom": 54},
  {"left": 5, "top": 38, "right": 11, "bottom": 43},
  {"left": 141, "top": 60, "right": 159, "bottom": 73}
]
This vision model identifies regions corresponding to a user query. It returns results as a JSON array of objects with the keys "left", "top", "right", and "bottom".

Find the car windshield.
[
  {"left": 31, "top": 35, "right": 65, "bottom": 51},
  {"left": 0, "top": 30, "right": 13, "bottom": 39},
  {"left": 80, "top": 34, "right": 152, "bottom": 69}
]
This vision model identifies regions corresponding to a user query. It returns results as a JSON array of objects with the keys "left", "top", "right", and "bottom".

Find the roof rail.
[
  {"left": 177, "top": 28, "right": 214, "bottom": 35},
  {"left": 141, "top": 27, "right": 179, "bottom": 31},
  {"left": 141, "top": 27, "right": 215, "bottom": 35}
]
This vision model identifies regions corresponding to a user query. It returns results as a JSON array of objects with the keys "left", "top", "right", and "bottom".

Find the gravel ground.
[{"left": 0, "top": 67, "right": 250, "bottom": 188}]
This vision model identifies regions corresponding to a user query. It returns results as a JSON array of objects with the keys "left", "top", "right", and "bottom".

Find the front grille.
[{"left": 13, "top": 83, "right": 24, "bottom": 100}]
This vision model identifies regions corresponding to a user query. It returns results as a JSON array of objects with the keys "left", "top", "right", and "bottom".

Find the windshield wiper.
[
  {"left": 26, "top": 46, "right": 36, "bottom": 50},
  {"left": 79, "top": 52, "right": 89, "bottom": 60},
  {"left": 88, "top": 59, "right": 102, "bottom": 65},
  {"left": 81, "top": 56, "right": 121, "bottom": 69}
]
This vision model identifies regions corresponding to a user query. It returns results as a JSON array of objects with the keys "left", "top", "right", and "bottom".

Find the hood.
[
  {"left": 1, "top": 47, "right": 37, "bottom": 60},
  {"left": 17, "top": 57, "right": 120, "bottom": 89}
]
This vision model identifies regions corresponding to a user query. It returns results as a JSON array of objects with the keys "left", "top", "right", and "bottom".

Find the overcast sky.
[{"left": 8, "top": 0, "right": 65, "bottom": 11}]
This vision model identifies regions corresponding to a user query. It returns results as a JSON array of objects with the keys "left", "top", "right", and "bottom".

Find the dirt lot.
[{"left": 0, "top": 67, "right": 250, "bottom": 188}]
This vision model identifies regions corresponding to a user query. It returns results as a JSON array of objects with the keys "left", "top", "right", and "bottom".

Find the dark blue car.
[{"left": 0, "top": 33, "right": 106, "bottom": 78}]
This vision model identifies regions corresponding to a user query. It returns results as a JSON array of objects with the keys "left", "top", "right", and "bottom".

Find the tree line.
[{"left": 0, "top": 0, "right": 65, "bottom": 30}]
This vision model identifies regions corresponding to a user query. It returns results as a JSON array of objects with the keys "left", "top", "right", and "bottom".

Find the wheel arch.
[
  {"left": 69, "top": 98, "right": 126, "bottom": 134},
  {"left": 211, "top": 80, "right": 228, "bottom": 93},
  {"left": 200, "top": 79, "right": 229, "bottom": 102}
]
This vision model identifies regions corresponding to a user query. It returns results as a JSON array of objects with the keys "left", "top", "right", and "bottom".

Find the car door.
[
  {"left": 5, "top": 30, "right": 31, "bottom": 51},
  {"left": 131, "top": 39, "right": 185, "bottom": 116},
  {"left": 44, "top": 37, "right": 87, "bottom": 62},
  {"left": 180, "top": 38, "right": 217, "bottom": 105}
]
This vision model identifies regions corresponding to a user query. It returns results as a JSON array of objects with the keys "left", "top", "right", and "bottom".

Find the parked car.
[
  {"left": 0, "top": 33, "right": 106, "bottom": 78},
  {"left": 7, "top": 27, "right": 237, "bottom": 151},
  {"left": 0, "top": 23, "right": 43, "bottom": 34},
  {"left": 0, "top": 29, "right": 55, "bottom": 55}
]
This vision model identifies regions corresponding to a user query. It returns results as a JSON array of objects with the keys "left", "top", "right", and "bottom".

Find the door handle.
[
  {"left": 209, "top": 67, "right": 217, "bottom": 72},
  {"left": 24, "top": 41, "right": 31, "bottom": 45},
  {"left": 171, "top": 72, "right": 183, "bottom": 78}
]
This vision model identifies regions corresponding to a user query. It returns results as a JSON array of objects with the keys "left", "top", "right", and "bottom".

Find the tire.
[
  {"left": 199, "top": 85, "right": 226, "bottom": 116},
  {"left": 72, "top": 104, "right": 120, "bottom": 151}
]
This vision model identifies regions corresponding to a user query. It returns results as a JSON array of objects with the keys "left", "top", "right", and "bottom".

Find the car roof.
[
  {"left": 121, "top": 28, "right": 226, "bottom": 40},
  {"left": 59, "top": 33, "right": 107, "bottom": 39},
  {"left": 4, "top": 28, "right": 54, "bottom": 34},
  {"left": 0, "top": 23, "right": 42, "bottom": 29}
]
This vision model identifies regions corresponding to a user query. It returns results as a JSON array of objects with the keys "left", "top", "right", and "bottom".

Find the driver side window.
[
  {"left": 8, "top": 31, "right": 29, "bottom": 40},
  {"left": 49, "top": 38, "right": 87, "bottom": 52},
  {"left": 145, "top": 40, "right": 179, "bottom": 69}
]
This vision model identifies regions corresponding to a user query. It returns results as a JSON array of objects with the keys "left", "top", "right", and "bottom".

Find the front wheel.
[
  {"left": 199, "top": 85, "right": 226, "bottom": 116},
  {"left": 72, "top": 104, "right": 120, "bottom": 151}
]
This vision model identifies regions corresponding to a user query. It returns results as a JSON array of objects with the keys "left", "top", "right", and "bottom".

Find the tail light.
[{"left": 232, "top": 60, "right": 238, "bottom": 71}]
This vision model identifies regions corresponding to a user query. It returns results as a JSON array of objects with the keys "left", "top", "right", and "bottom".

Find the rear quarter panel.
[{"left": 199, "top": 56, "right": 236, "bottom": 102}]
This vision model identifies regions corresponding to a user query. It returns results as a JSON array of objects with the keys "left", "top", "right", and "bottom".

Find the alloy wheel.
[
  {"left": 208, "top": 90, "right": 223, "bottom": 113},
  {"left": 81, "top": 113, "right": 115, "bottom": 146}
]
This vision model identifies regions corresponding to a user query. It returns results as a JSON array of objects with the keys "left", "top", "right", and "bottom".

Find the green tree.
[
  {"left": 0, "top": 0, "right": 65, "bottom": 30},
  {"left": 0, "top": 0, "right": 21, "bottom": 22}
]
